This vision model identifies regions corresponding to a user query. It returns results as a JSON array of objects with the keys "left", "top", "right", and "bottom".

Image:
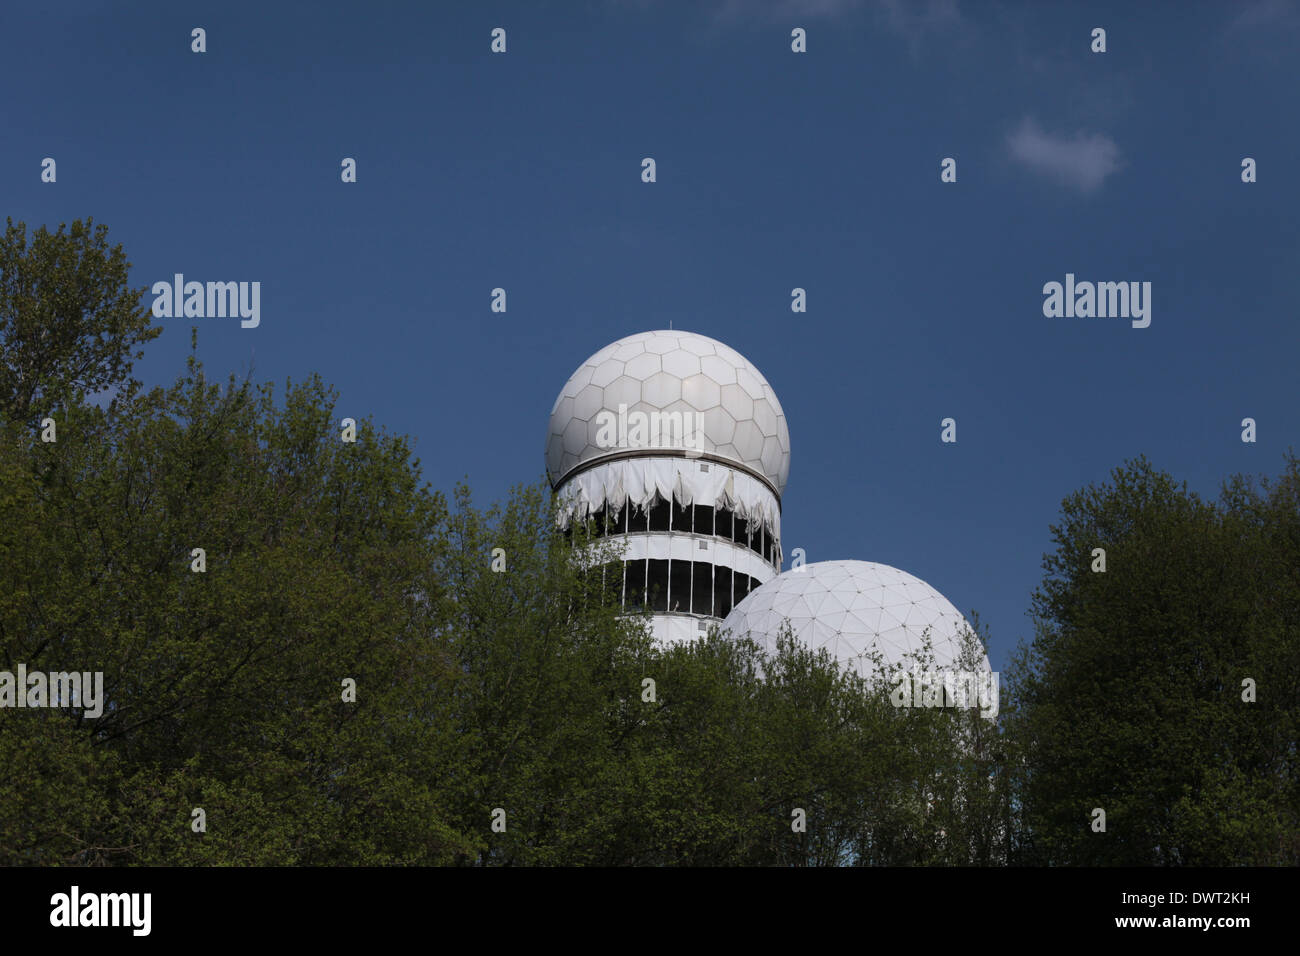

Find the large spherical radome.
[
  {"left": 546, "top": 330, "right": 790, "bottom": 494},
  {"left": 722, "top": 560, "right": 986, "bottom": 678}
]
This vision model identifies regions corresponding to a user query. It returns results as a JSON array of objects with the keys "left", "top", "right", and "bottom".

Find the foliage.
[{"left": 1006, "top": 455, "right": 1300, "bottom": 865}]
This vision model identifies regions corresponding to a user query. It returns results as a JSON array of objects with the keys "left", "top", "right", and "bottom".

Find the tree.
[
  {"left": 1006, "top": 455, "right": 1300, "bottom": 865},
  {"left": 0, "top": 217, "right": 159, "bottom": 426},
  {"left": 0, "top": 349, "right": 473, "bottom": 864}
]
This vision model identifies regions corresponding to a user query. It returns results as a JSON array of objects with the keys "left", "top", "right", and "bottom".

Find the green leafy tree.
[
  {"left": 0, "top": 217, "right": 158, "bottom": 425},
  {"left": 1, "top": 347, "right": 473, "bottom": 864},
  {"left": 1006, "top": 455, "right": 1300, "bottom": 865}
]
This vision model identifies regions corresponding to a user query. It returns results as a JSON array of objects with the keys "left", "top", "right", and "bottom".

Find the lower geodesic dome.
[{"left": 721, "top": 559, "right": 989, "bottom": 680}]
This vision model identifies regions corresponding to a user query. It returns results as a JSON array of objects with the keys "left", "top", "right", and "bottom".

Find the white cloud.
[{"left": 1005, "top": 117, "right": 1122, "bottom": 194}]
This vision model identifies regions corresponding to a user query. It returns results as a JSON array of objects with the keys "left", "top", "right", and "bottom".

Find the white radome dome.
[
  {"left": 546, "top": 330, "right": 791, "bottom": 495},
  {"left": 722, "top": 560, "right": 987, "bottom": 678}
]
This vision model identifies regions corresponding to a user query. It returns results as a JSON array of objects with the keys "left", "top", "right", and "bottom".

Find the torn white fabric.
[{"left": 555, "top": 456, "right": 781, "bottom": 541}]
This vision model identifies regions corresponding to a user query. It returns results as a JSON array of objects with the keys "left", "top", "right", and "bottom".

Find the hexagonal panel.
[
  {"left": 701, "top": 406, "right": 736, "bottom": 447},
  {"left": 564, "top": 363, "right": 595, "bottom": 395},
  {"left": 624, "top": 351, "right": 661, "bottom": 381},
  {"left": 547, "top": 438, "right": 565, "bottom": 477},
  {"left": 732, "top": 419, "right": 764, "bottom": 462},
  {"left": 662, "top": 348, "right": 701, "bottom": 379},
  {"left": 735, "top": 365, "right": 766, "bottom": 401},
  {"left": 604, "top": 375, "right": 642, "bottom": 411},
  {"left": 681, "top": 373, "right": 721, "bottom": 410},
  {"left": 572, "top": 384, "right": 604, "bottom": 422},
  {"left": 612, "top": 341, "right": 646, "bottom": 362},
  {"left": 562, "top": 418, "right": 589, "bottom": 455},
  {"left": 753, "top": 400, "right": 777, "bottom": 438},
  {"left": 714, "top": 343, "right": 748, "bottom": 369},
  {"left": 700, "top": 354, "right": 737, "bottom": 385},
  {"left": 719, "top": 383, "right": 754, "bottom": 423},
  {"left": 589, "top": 357, "right": 624, "bottom": 388},
  {"left": 679, "top": 335, "right": 716, "bottom": 357},
  {"left": 552, "top": 394, "right": 574, "bottom": 428},
  {"left": 760, "top": 435, "right": 784, "bottom": 479},
  {"left": 642, "top": 371, "right": 682, "bottom": 407}
]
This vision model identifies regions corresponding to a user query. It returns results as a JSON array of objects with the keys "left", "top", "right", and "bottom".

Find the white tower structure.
[{"left": 546, "top": 330, "right": 790, "bottom": 644}]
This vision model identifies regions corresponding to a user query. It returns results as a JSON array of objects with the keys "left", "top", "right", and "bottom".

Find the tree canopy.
[
  {"left": 1006, "top": 455, "right": 1300, "bottom": 865},
  {"left": 0, "top": 217, "right": 158, "bottom": 425}
]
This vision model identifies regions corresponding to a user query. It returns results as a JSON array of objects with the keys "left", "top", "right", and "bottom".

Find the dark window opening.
[
  {"left": 693, "top": 504, "right": 714, "bottom": 537},
  {"left": 649, "top": 496, "right": 671, "bottom": 533},
  {"left": 691, "top": 562, "right": 712, "bottom": 615},
  {"left": 734, "top": 515, "right": 750, "bottom": 549},
  {"left": 715, "top": 566, "right": 733, "bottom": 618},
  {"left": 647, "top": 559, "right": 669, "bottom": 612},
  {"left": 629, "top": 505, "right": 648, "bottom": 534},
  {"left": 626, "top": 558, "right": 648, "bottom": 609},
  {"left": 669, "top": 559, "right": 691, "bottom": 613},
  {"left": 672, "top": 500, "right": 692, "bottom": 533}
]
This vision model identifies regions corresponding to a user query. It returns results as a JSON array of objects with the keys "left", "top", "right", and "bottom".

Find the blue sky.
[{"left": 4, "top": 0, "right": 1297, "bottom": 670}]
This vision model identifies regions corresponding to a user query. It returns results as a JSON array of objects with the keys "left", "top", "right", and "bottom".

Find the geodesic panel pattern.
[
  {"left": 722, "top": 560, "right": 987, "bottom": 679},
  {"left": 547, "top": 330, "right": 790, "bottom": 494}
]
